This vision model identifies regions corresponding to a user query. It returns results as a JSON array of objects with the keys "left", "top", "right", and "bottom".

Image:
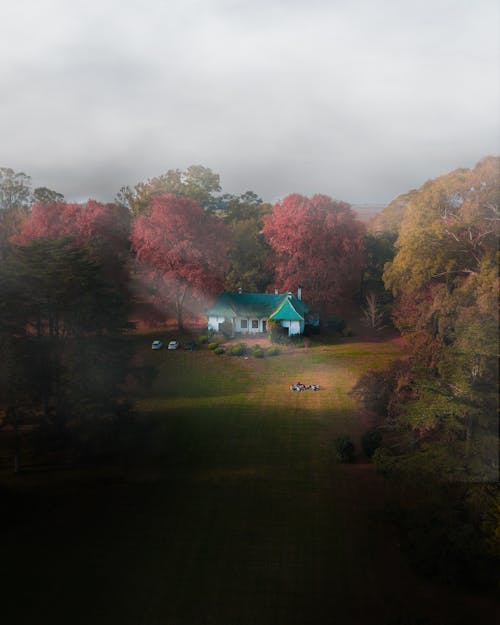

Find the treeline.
[
  {"left": 354, "top": 156, "right": 499, "bottom": 587},
  {"left": 0, "top": 165, "right": 373, "bottom": 327}
]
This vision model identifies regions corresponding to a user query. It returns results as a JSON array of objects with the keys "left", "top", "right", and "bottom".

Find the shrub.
[
  {"left": 334, "top": 435, "right": 355, "bottom": 463},
  {"left": 213, "top": 346, "right": 225, "bottom": 355},
  {"left": 198, "top": 335, "right": 208, "bottom": 344},
  {"left": 253, "top": 348, "right": 264, "bottom": 358},
  {"left": 268, "top": 319, "right": 287, "bottom": 344},
  {"left": 219, "top": 319, "right": 234, "bottom": 339},
  {"left": 207, "top": 342, "right": 218, "bottom": 350},
  {"left": 267, "top": 346, "right": 280, "bottom": 356},
  {"left": 361, "top": 427, "right": 383, "bottom": 458},
  {"left": 230, "top": 344, "right": 246, "bottom": 356}
]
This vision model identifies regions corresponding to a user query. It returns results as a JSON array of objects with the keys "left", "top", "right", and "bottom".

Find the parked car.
[
  {"left": 183, "top": 341, "right": 195, "bottom": 351},
  {"left": 151, "top": 340, "right": 163, "bottom": 350},
  {"left": 168, "top": 340, "right": 179, "bottom": 350}
]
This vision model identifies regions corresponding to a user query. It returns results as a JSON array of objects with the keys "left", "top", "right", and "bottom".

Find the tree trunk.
[{"left": 175, "top": 285, "right": 188, "bottom": 331}]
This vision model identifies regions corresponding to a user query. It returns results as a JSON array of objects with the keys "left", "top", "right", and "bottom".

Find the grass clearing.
[{"left": 0, "top": 334, "right": 495, "bottom": 624}]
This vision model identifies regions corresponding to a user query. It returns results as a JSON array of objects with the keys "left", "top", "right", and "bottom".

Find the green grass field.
[{"left": 0, "top": 334, "right": 495, "bottom": 624}]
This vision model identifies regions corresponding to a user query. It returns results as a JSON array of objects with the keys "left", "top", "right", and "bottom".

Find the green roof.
[
  {"left": 268, "top": 297, "right": 305, "bottom": 321},
  {"left": 206, "top": 292, "right": 308, "bottom": 320}
]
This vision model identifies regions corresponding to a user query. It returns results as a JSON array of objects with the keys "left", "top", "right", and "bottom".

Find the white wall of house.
[
  {"left": 209, "top": 315, "right": 303, "bottom": 335},
  {"left": 236, "top": 317, "right": 265, "bottom": 334},
  {"left": 208, "top": 315, "right": 226, "bottom": 331},
  {"left": 281, "top": 320, "right": 304, "bottom": 335}
]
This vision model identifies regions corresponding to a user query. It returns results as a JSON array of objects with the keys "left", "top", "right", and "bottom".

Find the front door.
[{"left": 262, "top": 320, "right": 267, "bottom": 333}]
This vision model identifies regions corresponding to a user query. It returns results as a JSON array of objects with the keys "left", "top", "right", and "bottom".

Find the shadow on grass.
[
  {"left": 1, "top": 446, "right": 495, "bottom": 625},
  {"left": 1, "top": 336, "right": 496, "bottom": 624}
]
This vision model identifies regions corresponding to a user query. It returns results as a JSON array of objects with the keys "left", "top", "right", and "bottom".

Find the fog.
[{"left": 1, "top": 0, "right": 498, "bottom": 204}]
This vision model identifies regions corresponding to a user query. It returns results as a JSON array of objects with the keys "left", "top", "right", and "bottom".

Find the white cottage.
[{"left": 206, "top": 290, "right": 309, "bottom": 337}]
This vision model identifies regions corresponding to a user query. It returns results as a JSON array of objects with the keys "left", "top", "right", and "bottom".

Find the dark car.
[{"left": 183, "top": 341, "right": 195, "bottom": 351}]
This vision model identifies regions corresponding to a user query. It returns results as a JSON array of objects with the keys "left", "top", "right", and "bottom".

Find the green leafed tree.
[
  {"left": 116, "top": 165, "right": 221, "bottom": 216},
  {"left": 0, "top": 167, "right": 33, "bottom": 259},
  {"left": 220, "top": 192, "right": 273, "bottom": 292},
  {"left": 0, "top": 167, "right": 33, "bottom": 211},
  {"left": 224, "top": 216, "right": 273, "bottom": 292},
  {"left": 33, "top": 186, "right": 65, "bottom": 204},
  {"left": 360, "top": 232, "right": 396, "bottom": 310}
]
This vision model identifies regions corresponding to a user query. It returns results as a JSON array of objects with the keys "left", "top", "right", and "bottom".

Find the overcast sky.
[{"left": 1, "top": 0, "right": 498, "bottom": 204}]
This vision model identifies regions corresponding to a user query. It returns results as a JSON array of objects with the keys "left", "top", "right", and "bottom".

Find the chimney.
[{"left": 297, "top": 285, "right": 302, "bottom": 301}]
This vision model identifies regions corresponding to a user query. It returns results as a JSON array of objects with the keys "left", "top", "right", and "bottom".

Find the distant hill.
[{"left": 351, "top": 203, "right": 386, "bottom": 223}]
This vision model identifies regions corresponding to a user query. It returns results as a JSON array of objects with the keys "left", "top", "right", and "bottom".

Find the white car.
[
  {"left": 151, "top": 340, "right": 163, "bottom": 350},
  {"left": 168, "top": 340, "right": 179, "bottom": 350}
]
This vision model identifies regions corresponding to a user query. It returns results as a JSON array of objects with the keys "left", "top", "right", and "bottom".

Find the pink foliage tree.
[
  {"left": 130, "top": 194, "right": 230, "bottom": 329},
  {"left": 263, "top": 194, "right": 365, "bottom": 312}
]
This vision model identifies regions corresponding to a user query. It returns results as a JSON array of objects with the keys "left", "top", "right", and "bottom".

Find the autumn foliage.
[
  {"left": 263, "top": 194, "right": 365, "bottom": 312},
  {"left": 14, "top": 199, "right": 131, "bottom": 285},
  {"left": 130, "top": 194, "right": 230, "bottom": 328}
]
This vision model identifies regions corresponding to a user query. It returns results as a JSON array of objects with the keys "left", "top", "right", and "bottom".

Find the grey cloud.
[{"left": 0, "top": 0, "right": 497, "bottom": 205}]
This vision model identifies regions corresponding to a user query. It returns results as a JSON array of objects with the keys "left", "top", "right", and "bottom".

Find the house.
[{"left": 206, "top": 288, "right": 309, "bottom": 337}]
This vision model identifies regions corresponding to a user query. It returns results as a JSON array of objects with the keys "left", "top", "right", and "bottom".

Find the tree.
[
  {"left": 360, "top": 232, "right": 396, "bottom": 309},
  {"left": 218, "top": 192, "right": 273, "bottom": 292},
  {"left": 384, "top": 157, "right": 499, "bottom": 296},
  {"left": 0, "top": 167, "right": 32, "bottom": 211},
  {"left": 361, "top": 292, "right": 386, "bottom": 332},
  {"left": 224, "top": 216, "right": 273, "bottom": 292},
  {"left": 116, "top": 165, "right": 221, "bottom": 216},
  {"left": 379, "top": 158, "right": 499, "bottom": 478},
  {"left": 0, "top": 167, "right": 33, "bottom": 260},
  {"left": 0, "top": 239, "right": 132, "bottom": 464},
  {"left": 355, "top": 159, "right": 499, "bottom": 587},
  {"left": 263, "top": 194, "right": 365, "bottom": 313},
  {"left": 33, "top": 186, "right": 64, "bottom": 204},
  {"left": 217, "top": 191, "right": 268, "bottom": 222},
  {"left": 130, "top": 194, "right": 230, "bottom": 329},
  {"left": 14, "top": 199, "right": 131, "bottom": 287}
]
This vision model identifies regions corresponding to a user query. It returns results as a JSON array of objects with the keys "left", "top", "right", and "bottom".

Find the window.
[
  {"left": 252, "top": 319, "right": 259, "bottom": 329},
  {"left": 240, "top": 319, "right": 248, "bottom": 329}
]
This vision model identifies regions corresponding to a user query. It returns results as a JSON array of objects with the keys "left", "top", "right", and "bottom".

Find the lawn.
[{"left": 0, "top": 334, "right": 495, "bottom": 624}]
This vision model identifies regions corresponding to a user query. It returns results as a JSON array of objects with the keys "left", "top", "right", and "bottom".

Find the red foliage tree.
[
  {"left": 263, "top": 194, "right": 365, "bottom": 312},
  {"left": 14, "top": 200, "right": 131, "bottom": 285},
  {"left": 130, "top": 194, "right": 230, "bottom": 329}
]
